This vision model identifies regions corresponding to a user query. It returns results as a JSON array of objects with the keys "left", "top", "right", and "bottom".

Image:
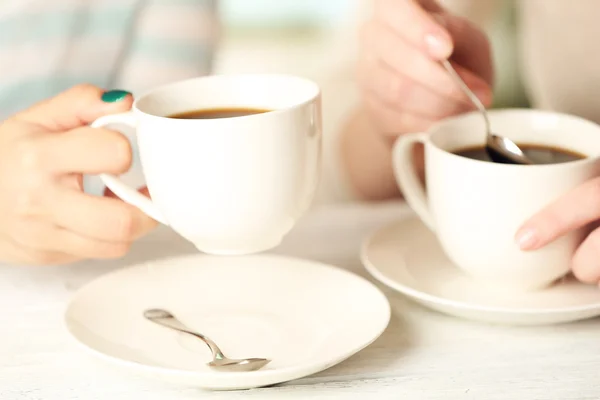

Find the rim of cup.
[
  {"left": 132, "top": 73, "right": 321, "bottom": 122},
  {"left": 425, "top": 108, "right": 600, "bottom": 170}
]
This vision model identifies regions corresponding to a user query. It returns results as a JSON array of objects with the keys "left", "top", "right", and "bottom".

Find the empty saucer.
[
  {"left": 361, "top": 216, "right": 600, "bottom": 325},
  {"left": 65, "top": 254, "right": 390, "bottom": 390}
]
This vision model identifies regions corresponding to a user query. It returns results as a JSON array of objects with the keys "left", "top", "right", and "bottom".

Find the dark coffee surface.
[
  {"left": 168, "top": 107, "right": 271, "bottom": 119},
  {"left": 453, "top": 144, "right": 586, "bottom": 164}
]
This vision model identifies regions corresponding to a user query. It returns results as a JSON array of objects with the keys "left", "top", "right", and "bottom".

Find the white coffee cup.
[
  {"left": 91, "top": 74, "right": 322, "bottom": 255},
  {"left": 393, "top": 109, "right": 600, "bottom": 291}
]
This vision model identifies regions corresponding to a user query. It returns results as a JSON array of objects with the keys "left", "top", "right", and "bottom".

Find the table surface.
[{"left": 2, "top": 201, "right": 599, "bottom": 400}]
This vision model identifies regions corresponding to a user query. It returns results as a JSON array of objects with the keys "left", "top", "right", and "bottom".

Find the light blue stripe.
[
  {"left": 0, "top": 6, "right": 132, "bottom": 45},
  {"left": 0, "top": 0, "right": 216, "bottom": 45}
]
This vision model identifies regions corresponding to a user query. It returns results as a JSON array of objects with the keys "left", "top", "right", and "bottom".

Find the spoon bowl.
[
  {"left": 486, "top": 133, "right": 533, "bottom": 165},
  {"left": 441, "top": 60, "right": 533, "bottom": 165},
  {"left": 208, "top": 358, "right": 272, "bottom": 372},
  {"left": 143, "top": 308, "right": 271, "bottom": 372}
]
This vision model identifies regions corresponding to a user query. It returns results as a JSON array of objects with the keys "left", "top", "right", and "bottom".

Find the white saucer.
[
  {"left": 361, "top": 216, "right": 600, "bottom": 325},
  {"left": 65, "top": 254, "right": 390, "bottom": 390}
]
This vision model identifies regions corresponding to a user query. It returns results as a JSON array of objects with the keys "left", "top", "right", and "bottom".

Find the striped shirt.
[
  {"left": 0, "top": 0, "right": 219, "bottom": 196},
  {"left": 0, "top": 0, "right": 219, "bottom": 120}
]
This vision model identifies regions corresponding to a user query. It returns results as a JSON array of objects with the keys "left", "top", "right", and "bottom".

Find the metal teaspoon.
[
  {"left": 143, "top": 308, "right": 271, "bottom": 372},
  {"left": 441, "top": 59, "right": 534, "bottom": 165}
]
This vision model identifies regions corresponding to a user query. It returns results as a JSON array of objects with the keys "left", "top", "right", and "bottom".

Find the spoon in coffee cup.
[
  {"left": 441, "top": 60, "right": 534, "bottom": 165},
  {"left": 143, "top": 309, "right": 271, "bottom": 372}
]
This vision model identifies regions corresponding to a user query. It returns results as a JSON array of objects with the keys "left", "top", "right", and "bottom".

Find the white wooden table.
[{"left": 2, "top": 201, "right": 599, "bottom": 400}]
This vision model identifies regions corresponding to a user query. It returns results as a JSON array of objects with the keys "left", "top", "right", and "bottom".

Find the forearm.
[{"left": 340, "top": 107, "right": 401, "bottom": 201}]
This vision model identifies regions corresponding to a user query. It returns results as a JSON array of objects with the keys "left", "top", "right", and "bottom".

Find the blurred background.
[
  {"left": 214, "top": 0, "right": 528, "bottom": 107},
  {"left": 214, "top": 0, "right": 359, "bottom": 77},
  {"left": 212, "top": 0, "right": 529, "bottom": 203}
]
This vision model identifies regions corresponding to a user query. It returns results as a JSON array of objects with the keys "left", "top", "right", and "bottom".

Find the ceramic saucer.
[
  {"left": 65, "top": 254, "right": 390, "bottom": 390},
  {"left": 361, "top": 215, "right": 600, "bottom": 325}
]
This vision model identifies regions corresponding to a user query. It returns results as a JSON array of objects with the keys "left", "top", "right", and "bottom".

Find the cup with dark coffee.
[
  {"left": 392, "top": 109, "right": 600, "bottom": 291},
  {"left": 90, "top": 74, "right": 322, "bottom": 255}
]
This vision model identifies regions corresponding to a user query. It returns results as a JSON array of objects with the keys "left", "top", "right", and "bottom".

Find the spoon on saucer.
[
  {"left": 143, "top": 308, "right": 271, "bottom": 372},
  {"left": 440, "top": 60, "right": 534, "bottom": 165}
]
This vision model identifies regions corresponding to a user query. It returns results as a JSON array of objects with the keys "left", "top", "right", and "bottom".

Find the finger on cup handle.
[
  {"left": 515, "top": 177, "right": 600, "bottom": 252},
  {"left": 14, "top": 85, "right": 132, "bottom": 132},
  {"left": 40, "top": 126, "right": 133, "bottom": 176}
]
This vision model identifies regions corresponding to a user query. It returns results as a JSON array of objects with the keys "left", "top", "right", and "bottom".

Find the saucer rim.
[
  {"left": 360, "top": 217, "right": 600, "bottom": 316},
  {"left": 64, "top": 253, "right": 391, "bottom": 386}
]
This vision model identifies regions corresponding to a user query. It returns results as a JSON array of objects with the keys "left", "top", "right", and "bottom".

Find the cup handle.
[
  {"left": 91, "top": 112, "right": 168, "bottom": 225},
  {"left": 392, "top": 132, "right": 435, "bottom": 231}
]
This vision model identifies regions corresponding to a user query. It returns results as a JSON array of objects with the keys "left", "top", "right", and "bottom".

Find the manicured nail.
[
  {"left": 101, "top": 89, "right": 131, "bottom": 103},
  {"left": 515, "top": 228, "right": 538, "bottom": 250}
]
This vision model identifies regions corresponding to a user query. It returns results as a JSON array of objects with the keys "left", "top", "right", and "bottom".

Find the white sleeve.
[{"left": 517, "top": 0, "right": 600, "bottom": 124}]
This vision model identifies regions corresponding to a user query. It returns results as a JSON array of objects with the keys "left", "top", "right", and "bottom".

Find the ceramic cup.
[
  {"left": 92, "top": 74, "right": 322, "bottom": 255},
  {"left": 393, "top": 109, "right": 600, "bottom": 291}
]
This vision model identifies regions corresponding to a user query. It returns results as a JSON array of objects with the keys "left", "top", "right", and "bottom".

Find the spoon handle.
[
  {"left": 146, "top": 315, "right": 226, "bottom": 361},
  {"left": 440, "top": 60, "right": 491, "bottom": 134}
]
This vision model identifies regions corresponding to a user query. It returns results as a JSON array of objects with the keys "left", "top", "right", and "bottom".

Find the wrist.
[{"left": 340, "top": 109, "right": 402, "bottom": 201}]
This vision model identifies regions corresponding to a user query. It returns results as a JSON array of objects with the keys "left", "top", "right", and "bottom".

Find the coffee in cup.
[
  {"left": 453, "top": 143, "right": 586, "bottom": 164},
  {"left": 167, "top": 107, "right": 271, "bottom": 119}
]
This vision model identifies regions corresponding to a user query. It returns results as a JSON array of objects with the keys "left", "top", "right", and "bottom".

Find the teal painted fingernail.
[{"left": 101, "top": 89, "right": 131, "bottom": 103}]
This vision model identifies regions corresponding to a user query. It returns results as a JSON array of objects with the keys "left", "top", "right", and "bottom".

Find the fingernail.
[
  {"left": 427, "top": 13, "right": 451, "bottom": 59},
  {"left": 101, "top": 89, "right": 131, "bottom": 103},
  {"left": 515, "top": 228, "right": 538, "bottom": 250},
  {"left": 425, "top": 33, "right": 451, "bottom": 59}
]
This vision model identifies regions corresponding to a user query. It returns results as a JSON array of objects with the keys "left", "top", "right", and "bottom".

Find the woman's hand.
[
  {"left": 358, "top": 0, "right": 494, "bottom": 137},
  {"left": 0, "top": 84, "right": 157, "bottom": 265},
  {"left": 516, "top": 178, "right": 600, "bottom": 284}
]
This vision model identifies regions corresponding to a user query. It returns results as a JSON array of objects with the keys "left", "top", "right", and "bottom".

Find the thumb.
[
  {"left": 14, "top": 84, "right": 133, "bottom": 132},
  {"left": 433, "top": 12, "right": 494, "bottom": 86}
]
